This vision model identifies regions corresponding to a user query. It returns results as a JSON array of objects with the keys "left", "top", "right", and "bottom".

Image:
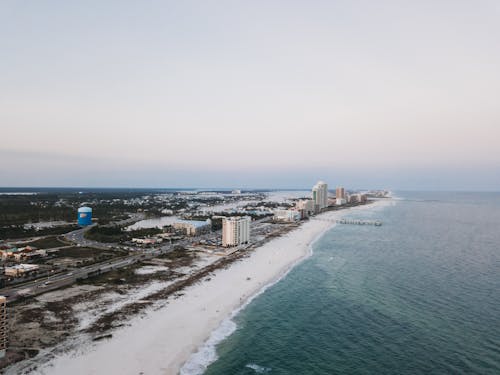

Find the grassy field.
[
  {"left": 84, "top": 225, "right": 162, "bottom": 243},
  {"left": 55, "top": 246, "right": 113, "bottom": 259},
  {"left": 14, "top": 236, "right": 69, "bottom": 249}
]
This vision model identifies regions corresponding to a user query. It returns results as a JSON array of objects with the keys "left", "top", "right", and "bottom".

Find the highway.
[
  {"left": 63, "top": 224, "right": 110, "bottom": 249},
  {"left": 1, "top": 233, "right": 192, "bottom": 303},
  {"left": 1, "top": 254, "right": 141, "bottom": 302},
  {"left": 1, "top": 216, "right": 269, "bottom": 303}
]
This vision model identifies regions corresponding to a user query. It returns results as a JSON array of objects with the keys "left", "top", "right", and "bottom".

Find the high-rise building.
[
  {"left": 0, "top": 296, "right": 7, "bottom": 358},
  {"left": 222, "top": 216, "right": 251, "bottom": 247},
  {"left": 312, "top": 181, "right": 328, "bottom": 211},
  {"left": 336, "top": 186, "right": 345, "bottom": 199}
]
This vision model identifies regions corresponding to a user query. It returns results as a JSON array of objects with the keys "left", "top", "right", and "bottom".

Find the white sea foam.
[
  {"left": 180, "top": 199, "right": 393, "bottom": 374},
  {"left": 245, "top": 363, "right": 272, "bottom": 373},
  {"left": 179, "top": 219, "right": 337, "bottom": 374},
  {"left": 27, "top": 199, "right": 393, "bottom": 375},
  {"left": 179, "top": 319, "right": 237, "bottom": 375}
]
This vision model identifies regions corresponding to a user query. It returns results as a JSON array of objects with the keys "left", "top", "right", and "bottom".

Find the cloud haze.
[{"left": 1, "top": 0, "right": 499, "bottom": 189}]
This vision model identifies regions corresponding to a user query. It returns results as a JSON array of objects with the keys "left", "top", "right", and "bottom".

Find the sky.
[{"left": 1, "top": 0, "right": 499, "bottom": 190}]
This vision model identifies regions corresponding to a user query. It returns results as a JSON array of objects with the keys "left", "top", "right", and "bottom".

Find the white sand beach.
[{"left": 35, "top": 203, "right": 386, "bottom": 375}]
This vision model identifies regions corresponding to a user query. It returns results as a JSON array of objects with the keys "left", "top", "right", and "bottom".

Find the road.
[
  {"left": 63, "top": 224, "right": 109, "bottom": 249},
  {"left": 1, "top": 215, "right": 269, "bottom": 303},
  {"left": 2, "top": 255, "right": 140, "bottom": 302},
  {"left": 63, "top": 212, "right": 147, "bottom": 250},
  {"left": 1, "top": 235, "right": 181, "bottom": 303}
]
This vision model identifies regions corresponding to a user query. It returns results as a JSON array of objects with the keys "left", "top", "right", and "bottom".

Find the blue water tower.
[{"left": 77, "top": 206, "right": 92, "bottom": 226}]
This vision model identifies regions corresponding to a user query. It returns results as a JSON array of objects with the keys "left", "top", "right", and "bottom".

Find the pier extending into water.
[{"left": 312, "top": 217, "right": 382, "bottom": 226}]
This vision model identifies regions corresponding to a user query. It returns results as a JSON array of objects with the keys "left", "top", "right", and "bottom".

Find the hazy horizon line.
[{"left": 1, "top": 186, "right": 499, "bottom": 193}]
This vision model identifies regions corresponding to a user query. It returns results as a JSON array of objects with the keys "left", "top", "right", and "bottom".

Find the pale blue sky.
[{"left": 1, "top": 1, "right": 499, "bottom": 190}]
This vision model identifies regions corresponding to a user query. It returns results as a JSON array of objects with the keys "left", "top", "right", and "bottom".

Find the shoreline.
[
  {"left": 180, "top": 211, "right": 337, "bottom": 375},
  {"left": 34, "top": 201, "right": 387, "bottom": 375},
  {"left": 180, "top": 200, "right": 389, "bottom": 374}
]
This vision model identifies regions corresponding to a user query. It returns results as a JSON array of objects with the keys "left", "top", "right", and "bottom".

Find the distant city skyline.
[{"left": 1, "top": 1, "right": 499, "bottom": 190}]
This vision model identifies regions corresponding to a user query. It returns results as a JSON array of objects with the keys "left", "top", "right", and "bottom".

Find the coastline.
[
  {"left": 36, "top": 201, "right": 386, "bottom": 375},
  {"left": 179, "top": 210, "right": 338, "bottom": 375}
]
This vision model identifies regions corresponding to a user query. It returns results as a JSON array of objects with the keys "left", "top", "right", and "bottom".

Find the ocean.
[{"left": 202, "top": 192, "right": 500, "bottom": 374}]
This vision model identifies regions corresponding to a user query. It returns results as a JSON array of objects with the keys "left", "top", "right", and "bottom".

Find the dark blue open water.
[{"left": 204, "top": 192, "right": 500, "bottom": 375}]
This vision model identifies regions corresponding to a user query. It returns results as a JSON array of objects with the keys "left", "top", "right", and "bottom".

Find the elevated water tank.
[{"left": 77, "top": 206, "right": 92, "bottom": 226}]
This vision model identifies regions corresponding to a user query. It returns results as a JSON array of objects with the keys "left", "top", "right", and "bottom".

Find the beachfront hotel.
[
  {"left": 312, "top": 181, "right": 329, "bottom": 211},
  {"left": 0, "top": 296, "right": 7, "bottom": 358},
  {"left": 335, "top": 186, "right": 346, "bottom": 205},
  {"left": 336, "top": 186, "right": 345, "bottom": 199},
  {"left": 222, "top": 216, "right": 251, "bottom": 247}
]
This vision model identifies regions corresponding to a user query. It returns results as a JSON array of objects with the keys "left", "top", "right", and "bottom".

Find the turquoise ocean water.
[{"left": 202, "top": 192, "right": 500, "bottom": 374}]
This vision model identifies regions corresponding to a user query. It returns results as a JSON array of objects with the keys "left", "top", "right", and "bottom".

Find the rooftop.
[{"left": 175, "top": 220, "right": 210, "bottom": 228}]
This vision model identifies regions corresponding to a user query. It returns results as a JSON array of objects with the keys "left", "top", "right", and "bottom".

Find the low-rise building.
[
  {"left": 296, "top": 199, "right": 315, "bottom": 218},
  {"left": 0, "top": 248, "right": 19, "bottom": 260},
  {"left": 173, "top": 220, "right": 211, "bottom": 236},
  {"left": 132, "top": 237, "right": 163, "bottom": 245},
  {"left": 273, "top": 209, "right": 301, "bottom": 222},
  {"left": 5, "top": 264, "right": 40, "bottom": 277},
  {"left": 348, "top": 194, "right": 367, "bottom": 203},
  {"left": 15, "top": 246, "right": 39, "bottom": 261},
  {"left": 335, "top": 198, "right": 347, "bottom": 206},
  {"left": 1, "top": 246, "right": 42, "bottom": 261}
]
